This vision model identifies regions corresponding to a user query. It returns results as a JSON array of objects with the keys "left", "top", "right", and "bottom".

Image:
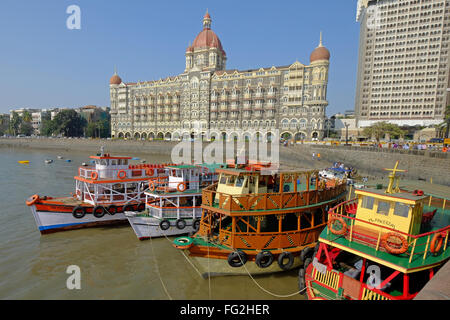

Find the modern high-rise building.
[
  {"left": 109, "top": 11, "right": 331, "bottom": 141},
  {"left": 355, "top": 0, "right": 450, "bottom": 128}
]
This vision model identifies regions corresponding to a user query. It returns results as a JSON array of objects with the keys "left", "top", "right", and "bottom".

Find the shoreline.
[{"left": 2, "top": 137, "right": 449, "bottom": 187}]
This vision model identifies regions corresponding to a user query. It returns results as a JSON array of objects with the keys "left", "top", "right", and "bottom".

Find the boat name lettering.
[{"left": 367, "top": 218, "right": 395, "bottom": 229}]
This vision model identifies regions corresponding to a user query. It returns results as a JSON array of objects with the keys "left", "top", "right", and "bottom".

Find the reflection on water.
[{"left": 0, "top": 147, "right": 304, "bottom": 300}]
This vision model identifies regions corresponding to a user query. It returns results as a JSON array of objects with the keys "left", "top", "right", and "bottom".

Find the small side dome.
[
  {"left": 310, "top": 32, "right": 330, "bottom": 63},
  {"left": 110, "top": 73, "right": 122, "bottom": 85}
]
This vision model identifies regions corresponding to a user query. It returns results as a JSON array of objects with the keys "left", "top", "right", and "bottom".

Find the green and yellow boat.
[{"left": 302, "top": 161, "right": 450, "bottom": 300}]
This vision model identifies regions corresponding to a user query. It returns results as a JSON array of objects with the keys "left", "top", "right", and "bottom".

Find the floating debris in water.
[
  {"left": 44, "top": 159, "right": 53, "bottom": 164},
  {"left": 18, "top": 160, "right": 30, "bottom": 164}
]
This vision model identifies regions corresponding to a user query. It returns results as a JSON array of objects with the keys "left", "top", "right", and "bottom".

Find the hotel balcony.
[
  {"left": 255, "top": 92, "right": 263, "bottom": 98},
  {"left": 172, "top": 106, "right": 179, "bottom": 113},
  {"left": 220, "top": 95, "right": 228, "bottom": 101},
  {"left": 210, "top": 112, "right": 218, "bottom": 119},
  {"left": 244, "top": 94, "right": 252, "bottom": 100},
  {"left": 242, "top": 112, "right": 252, "bottom": 119},
  {"left": 231, "top": 95, "right": 239, "bottom": 101},
  {"left": 219, "top": 113, "right": 228, "bottom": 120},
  {"left": 243, "top": 105, "right": 252, "bottom": 111},
  {"left": 230, "top": 104, "right": 239, "bottom": 111},
  {"left": 211, "top": 96, "right": 218, "bottom": 102},
  {"left": 267, "top": 92, "right": 276, "bottom": 98},
  {"left": 157, "top": 100, "right": 164, "bottom": 106},
  {"left": 219, "top": 106, "right": 228, "bottom": 112},
  {"left": 229, "top": 112, "right": 239, "bottom": 119},
  {"left": 210, "top": 105, "right": 218, "bottom": 111}
]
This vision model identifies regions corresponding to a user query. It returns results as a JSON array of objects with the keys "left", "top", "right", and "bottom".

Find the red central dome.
[{"left": 192, "top": 29, "right": 224, "bottom": 52}]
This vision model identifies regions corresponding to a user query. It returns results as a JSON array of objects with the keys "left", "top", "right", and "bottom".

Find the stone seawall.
[
  {"left": 1, "top": 138, "right": 449, "bottom": 186},
  {"left": 304, "top": 144, "right": 450, "bottom": 186}
]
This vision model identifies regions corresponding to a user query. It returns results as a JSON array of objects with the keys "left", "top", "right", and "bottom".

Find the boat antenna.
[
  {"left": 383, "top": 161, "right": 407, "bottom": 194},
  {"left": 100, "top": 145, "right": 105, "bottom": 156}
]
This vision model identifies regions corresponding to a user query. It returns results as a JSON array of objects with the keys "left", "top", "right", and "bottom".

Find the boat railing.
[
  {"left": 148, "top": 176, "right": 215, "bottom": 193},
  {"left": 201, "top": 182, "right": 347, "bottom": 214},
  {"left": 328, "top": 199, "right": 450, "bottom": 262},
  {"left": 145, "top": 205, "right": 201, "bottom": 219},
  {"left": 78, "top": 165, "right": 166, "bottom": 180}
]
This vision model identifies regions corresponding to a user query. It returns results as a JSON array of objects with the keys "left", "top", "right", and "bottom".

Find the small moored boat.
[
  {"left": 126, "top": 164, "right": 222, "bottom": 240},
  {"left": 26, "top": 148, "right": 175, "bottom": 234}
]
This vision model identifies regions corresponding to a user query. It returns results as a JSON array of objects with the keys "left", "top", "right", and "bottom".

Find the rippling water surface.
[{"left": 0, "top": 147, "right": 303, "bottom": 300}]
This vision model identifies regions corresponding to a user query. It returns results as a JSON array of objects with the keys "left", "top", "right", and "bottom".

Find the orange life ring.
[
  {"left": 177, "top": 182, "right": 187, "bottom": 192},
  {"left": 26, "top": 194, "right": 40, "bottom": 206},
  {"left": 146, "top": 168, "right": 155, "bottom": 177},
  {"left": 91, "top": 171, "right": 98, "bottom": 180},
  {"left": 382, "top": 232, "right": 409, "bottom": 255},
  {"left": 443, "top": 147, "right": 448, "bottom": 153},
  {"left": 149, "top": 181, "right": 156, "bottom": 192},
  {"left": 118, "top": 170, "right": 127, "bottom": 179},
  {"left": 430, "top": 232, "right": 444, "bottom": 254},
  {"left": 328, "top": 217, "right": 347, "bottom": 235}
]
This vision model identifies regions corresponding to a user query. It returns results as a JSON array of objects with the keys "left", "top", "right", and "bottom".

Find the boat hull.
[
  {"left": 30, "top": 204, "right": 129, "bottom": 234},
  {"left": 185, "top": 250, "right": 303, "bottom": 277},
  {"left": 126, "top": 214, "right": 198, "bottom": 240}
]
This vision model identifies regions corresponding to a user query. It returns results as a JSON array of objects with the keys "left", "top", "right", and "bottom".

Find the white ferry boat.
[
  {"left": 125, "top": 164, "right": 223, "bottom": 240},
  {"left": 26, "top": 149, "right": 172, "bottom": 234}
]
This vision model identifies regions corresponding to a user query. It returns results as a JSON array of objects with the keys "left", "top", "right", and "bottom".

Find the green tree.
[
  {"left": 9, "top": 112, "right": 22, "bottom": 136},
  {"left": 52, "top": 109, "right": 87, "bottom": 137},
  {"left": 19, "top": 120, "right": 34, "bottom": 136},
  {"left": 363, "top": 122, "right": 406, "bottom": 142}
]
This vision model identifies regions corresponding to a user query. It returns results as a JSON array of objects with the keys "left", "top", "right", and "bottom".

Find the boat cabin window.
[
  {"left": 111, "top": 159, "right": 118, "bottom": 165},
  {"left": 220, "top": 175, "right": 227, "bottom": 184},
  {"left": 236, "top": 176, "right": 245, "bottom": 187},
  {"left": 361, "top": 196, "right": 375, "bottom": 210},
  {"left": 376, "top": 201, "right": 390, "bottom": 216},
  {"left": 117, "top": 159, "right": 128, "bottom": 166},
  {"left": 227, "top": 176, "right": 236, "bottom": 186},
  {"left": 393, "top": 202, "right": 409, "bottom": 218},
  {"left": 101, "top": 159, "right": 108, "bottom": 166}
]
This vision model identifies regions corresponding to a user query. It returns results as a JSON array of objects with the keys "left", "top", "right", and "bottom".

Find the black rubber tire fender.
[
  {"left": 227, "top": 251, "right": 248, "bottom": 268},
  {"left": 278, "top": 252, "right": 295, "bottom": 271},
  {"left": 255, "top": 251, "right": 274, "bottom": 269},
  {"left": 93, "top": 206, "right": 105, "bottom": 218},
  {"left": 159, "top": 219, "right": 171, "bottom": 231},
  {"left": 176, "top": 219, "right": 186, "bottom": 230},
  {"left": 72, "top": 206, "right": 86, "bottom": 219}
]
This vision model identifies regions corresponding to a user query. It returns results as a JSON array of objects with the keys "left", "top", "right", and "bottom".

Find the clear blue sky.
[{"left": 0, "top": 0, "right": 360, "bottom": 116}]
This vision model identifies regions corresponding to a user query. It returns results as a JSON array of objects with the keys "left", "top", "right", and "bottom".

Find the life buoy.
[
  {"left": 443, "top": 147, "right": 448, "bottom": 153},
  {"left": 430, "top": 232, "right": 445, "bottom": 254},
  {"left": 26, "top": 194, "right": 40, "bottom": 206},
  {"left": 176, "top": 219, "right": 187, "bottom": 230},
  {"left": 118, "top": 170, "right": 127, "bottom": 179},
  {"left": 255, "top": 251, "right": 274, "bottom": 268},
  {"left": 328, "top": 217, "right": 347, "bottom": 236},
  {"left": 146, "top": 168, "right": 155, "bottom": 177},
  {"left": 413, "top": 189, "right": 424, "bottom": 196},
  {"left": 72, "top": 206, "right": 86, "bottom": 219},
  {"left": 93, "top": 206, "right": 105, "bottom": 218},
  {"left": 91, "top": 171, "right": 98, "bottom": 180},
  {"left": 177, "top": 182, "right": 187, "bottom": 192},
  {"left": 149, "top": 181, "right": 156, "bottom": 192},
  {"left": 227, "top": 251, "right": 247, "bottom": 268},
  {"left": 159, "top": 219, "right": 171, "bottom": 230},
  {"left": 382, "top": 232, "right": 409, "bottom": 255},
  {"left": 173, "top": 236, "right": 194, "bottom": 249},
  {"left": 278, "top": 252, "right": 294, "bottom": 271}
]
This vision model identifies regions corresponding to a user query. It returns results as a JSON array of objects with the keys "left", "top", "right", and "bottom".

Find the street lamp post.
[{"left": 345, "top": 123, "right": 350, "bottom": 145}]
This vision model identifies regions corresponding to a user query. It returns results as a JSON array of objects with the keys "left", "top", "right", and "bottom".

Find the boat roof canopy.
[{"left": 90, "top": 155, "right": 132, "bottom": 160}]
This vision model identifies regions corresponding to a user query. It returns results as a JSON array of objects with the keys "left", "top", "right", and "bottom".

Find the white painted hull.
[
  {"left": 126, "top": 214, "right": 198, "bottom": 240},
  {"left": 30, "top": 205, "right": 128, "bottom": 234}
]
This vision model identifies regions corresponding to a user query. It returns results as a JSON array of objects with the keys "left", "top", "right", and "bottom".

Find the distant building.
[
  {"left": 354, "top": 0, "right": 450, "bottom": 128},
  {"left": 110, "top": 11, "right": 331, "bottom": 141}
]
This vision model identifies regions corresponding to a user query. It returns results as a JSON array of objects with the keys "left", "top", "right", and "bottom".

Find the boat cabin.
[
  {"left": 167, "top": 165, "right": 202, "bottom": 191},
  {"left": 354, "top": 189, "right": 427, "bottom": 236},
  {"left": 353, "top": 162, "right": 428, "bottom": 236},
  {"left": 89, "top": 154, "right": 132, "bottom": 179}
]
